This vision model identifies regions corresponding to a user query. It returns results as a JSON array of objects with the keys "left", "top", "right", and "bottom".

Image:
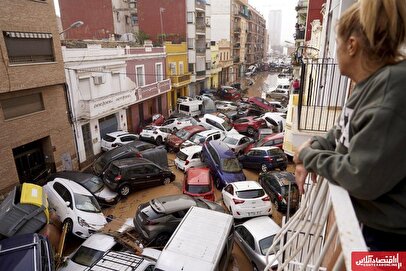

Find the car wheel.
[
  {"left": 156, "top": 136, "right": 163, "bottom": 145},
  {"left": 63, "top": 218, "right": 73, "bottom": 234},
  {"left": 247, "top": 127, "right": 255, "bottom": 135},
  {"left": 119, "top": 184, "right": 131, "bottom": 197},
  {"left": 163, "top": 177, "right": 171, "bottom": 185},
  {"left": 155, "top": 233, "right": 171, "bottom": 247},
  {"left": 261, "top": 164, "right": 268, "bottom": 172}
]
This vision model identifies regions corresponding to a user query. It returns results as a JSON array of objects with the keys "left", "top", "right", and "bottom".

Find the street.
[{"left": 62, "top": 71, "right": 295, "bottom": 271}]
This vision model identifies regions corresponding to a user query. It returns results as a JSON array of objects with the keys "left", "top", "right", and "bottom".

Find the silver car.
[{"left": 234, "top": 216, "right": 281, "bottom": 271}]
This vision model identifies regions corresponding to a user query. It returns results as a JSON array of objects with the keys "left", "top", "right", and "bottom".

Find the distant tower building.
[{"left": 268, "top": 10, "right": 282, "bottom": 51}]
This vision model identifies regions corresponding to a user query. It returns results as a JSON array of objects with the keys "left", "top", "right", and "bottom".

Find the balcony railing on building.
[
  {"left": 169, "top": 73, "right": 191, "bottom": 87},
  {"left": 196, "top": 70, "right": 206, "bottom": 77},
  {"left": 196, "top": 18, "right": 206, "bottom": 32},
  {"left": 265, "top": 176, "right": 367, "bottom": 271},
  {"left": 297, "top": 58, "right": 348, "bottom": 132},
  {"left": 196, "top": 47, "right": 206, "bottom": 54}
]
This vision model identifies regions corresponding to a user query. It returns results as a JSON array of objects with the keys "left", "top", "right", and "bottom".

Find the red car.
[
  {"left": 183, "top": 167, "right": 215, "bottom": 201},
  {"left": 247, "top": 97, "right": 276, "bottom": 112},
  {"left": 244, "top": 132, "right": 284, "bottom": 153},
  {"left": 166, "top": 125, "right": 206, "bottom": 152},
  {"left": 232, "top": 116, "right": 267, "bottom": 136},
  {"left": 151, "top": 114, "right": 165, "bottom": 126},
  {"left": 217, "top": 86, "right": 241, "bottom": 101}
]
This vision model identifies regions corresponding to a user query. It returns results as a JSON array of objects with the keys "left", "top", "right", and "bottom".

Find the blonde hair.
[{"left": 337, "top": 0, "right": 406, "bottom": 64}]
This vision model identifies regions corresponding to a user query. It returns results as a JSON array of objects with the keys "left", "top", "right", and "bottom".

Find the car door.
[
  {"left": 51, "top": 181, "right": 74, "bottom": 220},
  {"left": 125, "top": 165, "right": 145, "bottom": 189},
  {"left": 243, "top": 150, "right": 257, "bottom": 168},
  {"left": 235, "top": 225, "right": 256, "bottom": 261},
  {"left": 222, "top": 184, "right": 234, "bottom": 210},
  {"left": 119, "top": 135, "right": 137, "bottom": 145},
  {"left": 143, "top": 164, "right": 163, "bottom": 187}
]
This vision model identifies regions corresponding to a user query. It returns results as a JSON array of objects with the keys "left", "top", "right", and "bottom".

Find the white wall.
[{"left": 211, "top": 0, "right": 231, "bottom": 41}]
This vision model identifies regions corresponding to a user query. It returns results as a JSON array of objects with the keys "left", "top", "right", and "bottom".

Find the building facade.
[
  {"left": 210, "top": 41, "right": 221, "bottom": 89},
  {"left": 59, "top": 0, "right": 139, "bottom": 40},
  {"left": 62, "top": 43, "right": 135, "bottom": 167},
  {"left": 218, "top": 39, "right": 234, "bottom": 86},
  {"left": 246, "top": 7, "right": 266, "bottom": 67},
  {"left": 0, "top": 0, "right": 77, "bottom": 193},
  {"left": 165, "top": 42, "right": 191, "bottom": 113},
  {"left": 125, "top": 46, "right": 171, "bottom": 132}
]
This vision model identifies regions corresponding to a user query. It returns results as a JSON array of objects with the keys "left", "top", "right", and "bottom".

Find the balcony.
[
  {"left": 169, "top": 73, "right": 191, "bottom": 88},
  {"left": 265, "top": 176, "right": 367, "bottom": 270},
  {"left": 233, "top": 42, "right": 240, "bottom": 48},
  {"left": 195, "top": 0, "right": 206, "bottom": 11},
  {"left": 196, "top": 47, "right": 206, "bottom": 55},
  {"left": 233, "top": 57, "right": 240, "bottom": 63},
  {"left": 196, "top": 18, "right": 206, "bottom": 32}
]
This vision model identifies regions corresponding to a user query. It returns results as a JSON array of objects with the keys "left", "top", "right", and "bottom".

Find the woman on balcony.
[{"left": 294, "top": 0, "right": 406, "bottom": 251}]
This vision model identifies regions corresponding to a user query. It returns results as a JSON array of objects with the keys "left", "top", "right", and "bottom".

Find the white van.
[
  {"left": 154, "top": 206, "right": 234, "bottom": 271},
  {"left": 178, "top": 100, "right": 203, "bottom": 117},
  {"left": 200, "top": 114, "right": 239, "bottom": 134}
]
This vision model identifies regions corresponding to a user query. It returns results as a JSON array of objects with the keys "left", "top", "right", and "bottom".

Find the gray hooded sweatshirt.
[{"left": 299, "top": 60, "right": 406, "bottom": 234}]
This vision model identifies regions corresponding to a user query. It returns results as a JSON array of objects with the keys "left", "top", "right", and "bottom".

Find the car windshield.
[
  {"left": 82, "top": 177, "right": 104, "bottom": 193},
  {"left": 236, "top": 189, "right": 265, "bottom": 199},
  {"left": 176, "top": 151, "right": 188, "bottom": 161},
  {"left": 71, "top": 246, "right": 104, "bottom": 267},
  {"left": 176, "top": 129, "right": 191, "bottom": 140},
  {"left": 222, "top": 120, "right": 233, "bottom": 131},
  {"left": 259, "top": 234, "right": 279, "bottom": 255},
  {"left": 186, "top": 184, "right": 211, "bottom": 194},
  {"left": 223, "top": 137, "right": 239, "bottom": 145},
  {"left": 221, "top": 158, "right": 242, "bottom": 173},
  {"left": 103, "top": 135, "right": 116, "bottom": 142},
  {"left": 189, "top": 133, "right": 205, "bottom": 143},
  {"left": 74, "top": 193, "right": 102, "bottom": 213}
]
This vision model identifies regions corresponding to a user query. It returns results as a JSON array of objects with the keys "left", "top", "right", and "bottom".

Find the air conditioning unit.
[{"left": 93, "top": 75, "right": 106, "bottom": 85}]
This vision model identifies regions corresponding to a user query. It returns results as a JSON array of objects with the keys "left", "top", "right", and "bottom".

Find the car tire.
[
  {"left": 63, "top": 218, "right": 73, "bottom": 234},
  {"left": 261, "top": 164, "right": 268, "bottom": 172},
  {"left": 155, "top": 233, "right": 171, "bottom": 247},
  {"left": 247, "top": 127, "right": 255, "bottom": 136},
  {"left": 163, "top": 177, "right": 171, "bottom": 185},
  {"left": 119, "top": 184, "right": 131, "bottom": 197},
  {"left": 156, "top": 136, "right": 163, "bottom": 145}
]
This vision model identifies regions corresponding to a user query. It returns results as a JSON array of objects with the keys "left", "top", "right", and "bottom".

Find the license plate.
[{"left": 277, "top": 158, "right": 284, "bottom": 161}]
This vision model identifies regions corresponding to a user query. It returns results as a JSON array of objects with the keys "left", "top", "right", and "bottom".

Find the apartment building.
[
  {"left": 0, "top": 0, "right": 77, "bottom": 193},
  {"left": 246, "top": 6, "right": 266, "bottom": 68}
]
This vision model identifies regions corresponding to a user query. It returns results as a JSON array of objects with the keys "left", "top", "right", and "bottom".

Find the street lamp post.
[
  {"left": 159, "top": 8, "right": 165, "bottom": 44},
  {"left": 59, "top": 20, "right": 84, "bottom": 38}
]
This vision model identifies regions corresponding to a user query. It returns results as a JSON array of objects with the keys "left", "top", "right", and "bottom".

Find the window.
[
  {"left": 135, "top": 65, "right": 145, "bottom": 86},
  {"left": 155, "top": 62, "right": 163, "bottom": 82},
  {"left": 131, "top": 15, "right": 138, "bottom": 25},
  {"left": 125, "top": 15, "right": 130, "bottom": 25},
  {"left": 1, "top": 93, "right": 44, "bottom": 120},
  {"left": 179, "top": 62, "right": 184, "bottom": 74},
  {"left": 3, "top": 31, "right": 55, "bottom": 64},
  {"left": 169, "top": 62, "right": 176, "bottom": 76},
  {"left": 187, "top": 38, "right": 194, "bottom": 49},
  {"left": 188, "top": 63, "right": 194, "bottom": 73},
  {"left": 187, "top": 12, "right": 194, "bottom": 23}
]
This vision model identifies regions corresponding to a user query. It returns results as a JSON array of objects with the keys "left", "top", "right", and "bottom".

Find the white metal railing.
[{"left": 265, "top": 176, "right": 367, "bottom": 271}]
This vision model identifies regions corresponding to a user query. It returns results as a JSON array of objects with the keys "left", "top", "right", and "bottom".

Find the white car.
[
  {"left": 222, "top": 134, "right": 253, "bottom": 155},
  {"left": 181, "top": 129, "right": 225, "bottom": 148},
  {"left": 234, "top": 216, "right": 281, "bottom": 271},
  {"left": 177, "top": 96, "right": 194, "bottom": 104},
  {"left": 174, "top": 145, "right": 205, "bottom": 172},
  {"left": 260, "top": 112, "right": 287, "bottom": 132},
  {"left": 101, "top": 131, "right": 138, "bottom": 151},
  {"left": 43, "top": 178, "right": 107, "bottom": 239},
  {"left": 269, "top": 101, "right": 288, "bottom": 113},
  {"left": 161, "top": 117, "right": 199, "bottom": 132},
  {"left": 215, "top": 100, "right": 239, "bottom": 112},
  {"left": 139, "top": 126, "right": 172, "bottom": 145},
  {"left": 222, "top": 181, "right": 271, "bottom": 219}
]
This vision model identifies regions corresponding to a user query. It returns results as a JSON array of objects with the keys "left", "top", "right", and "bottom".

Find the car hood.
[
  {"left": 76, "top": 209, "right": 107, "bottom": 228},
  {"left": 94, "top": 186, "right": 118, "bottom": 202},
  {"left": 168, "top": 135, "right": 183, "bottom": 145}
]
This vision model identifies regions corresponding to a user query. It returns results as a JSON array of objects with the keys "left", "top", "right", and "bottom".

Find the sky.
[
  {"left": 248, "top": 0, "right": 297, "bottom": 44},
  {"left": 54, "top": 0, "right": 297, "bottom": 44}
]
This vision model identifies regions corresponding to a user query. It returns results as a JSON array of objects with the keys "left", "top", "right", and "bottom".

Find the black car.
[
  {"left": 46, "top": 171, "right": 119, "bottom": 207},
  {"left": 103, "top": 157, "right": 175, "bottom": 196},
  {"left": 92, "top": 140, "right": 168, "bottom": 176},
  {"left": 258, "top": 171, "right": 300, "bottom": 213}
]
